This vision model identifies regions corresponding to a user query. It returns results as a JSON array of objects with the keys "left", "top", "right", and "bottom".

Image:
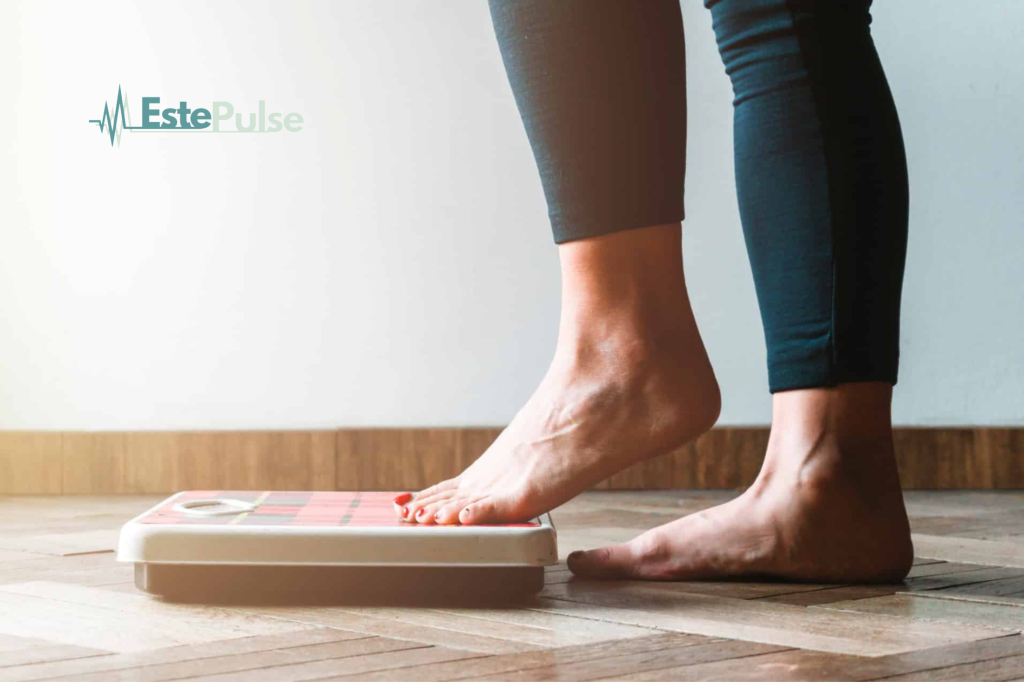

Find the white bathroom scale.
[{"left": 118, "top": 490, "right": 558, "bottom": 604}]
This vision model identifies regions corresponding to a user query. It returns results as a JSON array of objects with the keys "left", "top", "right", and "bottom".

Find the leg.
[
  {"left": 395, "top": 0, "right": 720, "bottom": 525},
  {"left": 570, "top": 0, "right": 913, "bottom": 582}
]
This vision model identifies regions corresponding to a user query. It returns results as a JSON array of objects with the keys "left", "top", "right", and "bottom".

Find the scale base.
[{"left": 134, "top": 563, "right": 545, "bottom": 606}]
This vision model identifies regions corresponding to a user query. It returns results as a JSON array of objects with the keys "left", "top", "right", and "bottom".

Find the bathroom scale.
[{"left": 117, "top": 490, "right": 558, "bottom": 604}]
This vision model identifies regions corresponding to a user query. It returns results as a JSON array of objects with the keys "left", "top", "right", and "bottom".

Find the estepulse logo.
[{"left": 89, "top": 86, "right": 304, "bottom": 148}]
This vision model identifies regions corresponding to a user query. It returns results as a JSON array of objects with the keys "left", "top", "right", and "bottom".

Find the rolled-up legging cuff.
[
  {"left": 552, "top": 206, "right": 685, "bottom": 245},
  {"left": 768, "top": 360, "right": 900, "bottom": 394}
]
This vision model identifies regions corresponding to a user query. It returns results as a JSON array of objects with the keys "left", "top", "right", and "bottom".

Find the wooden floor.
[{"left": 1, "top": 491, "right": 1023, "bottom": 681}]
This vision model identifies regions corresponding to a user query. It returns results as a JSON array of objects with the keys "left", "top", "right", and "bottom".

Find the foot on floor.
[{"left": 567, "top": 384, "right": 914, "bottom": 583}]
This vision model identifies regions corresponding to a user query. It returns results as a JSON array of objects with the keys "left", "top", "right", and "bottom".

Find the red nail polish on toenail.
[
  {"left": 401, "top": 506, "right": 409, "bottom": 517},
  {"left": 416, "top": 508, "right": 425, "bottom": 519},
  {"left": 393, "top": 492, "right": 413, "bottom": 504}
]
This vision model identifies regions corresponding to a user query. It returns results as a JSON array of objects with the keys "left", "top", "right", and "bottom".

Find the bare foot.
[
  {"left": 567, "top": 384, "right": 914, "bottom": 583},
  {"left": 394, "top": 224, "right": 721, "bottom": 525}
]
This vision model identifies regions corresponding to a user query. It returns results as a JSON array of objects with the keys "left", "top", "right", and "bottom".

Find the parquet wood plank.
[
  {"left": 49, "top": 636, "right": 424, "bottom": 682},
  {"left": 767, "top": 560, "right": 1022, "bottom": 607},
  {"left": 914, "top": 593, "right": 1024, "bottom": 609},
  {"left": 190, "top": 644, "right": 481, "bottom": 682},
  {"left": 757, "top": 585, "right": 900, "bottom": 606},
  {"left": 92, "top": 580, "right": 139, "bottom": 593},
  {"left": 624, "top": 633, "right": 1024, "bottom": 682},
  {"left": 816, "top": 594, "right": 1024, "bottom": 633},
  {"left": 550, "top": 559, "right": 1012, "bottom": 607},
  {"left": 911, "top": 510, "right": 1024, "bottom": 538},
  {"left": 7, "top": 564, "right": 130, "bottom": 588},
  {"left": 548, "top": 575, "right": 842, "bottom": 601},
  {"left": 877, "top": 654, "right": 1024, "bottom": 681},
  {"left": 0, "top": 496, "right": 159, "bottom": 534},
  {"left": 0, "top": 549, "right": 48, "bottom": 562},
  {"left": 0, "top": 530, "right": 117, "bottom": 556},
  {"left": 0, "top": 645, "right": 109, "bottom": 669},
  {"left": 0, "top": 629, "right": 356, "bottom": 682},
  {"left": 0, "top": 551, "right": 132, "bottom": 587},
  {"left": 536, "top": 583, "right": 1010, "bottom": 656},
  {"left": 476, "top": 639, "right": 788, "bottom": 682},
  {"left": 930, "top": 576, "right": 1024, "bottom": 599},
  {"left": 309, "top": 607, "right": 605, "bottom": 649},
  {"left": 905, "top": 566, "right": 1024, "bottom": 593},
  {"left": 236, "top": 607, "right": 547, "bottom": 654},
  {"left": 0, "top": 634, "right": 109, "bottom": 668},
  {"left": 905, "top": 560, "right": 993, "bottom": 578},
  {"left": 913, "top": 534, "right": 1024, "bottom": 568},
  {"left": 0, "top": 551, "right": 122, "bottom": 580},
  {"left": 0, "top": 582, "right": 313, "bottom": 653},
  {"left": 427, "top": 605, "right": 662, "bottom": 643},
  {"left": 321, "top": 633, "right": 708, "bottom": 682}
]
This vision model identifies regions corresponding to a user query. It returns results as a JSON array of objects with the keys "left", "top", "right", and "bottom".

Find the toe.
[
  {"left": 392, "top": 492, "right": 414, "bottom": 520},
  {"left": 567, "top": 544, "right": 639, "bottom": 579},
  {"left": 413, "top": 498, "right": 452, "bottom": 524},
  {"left": 458, "top": 496, "right": 521, "bottom": 525},
  {"left": 568, "top": 531, "right": 670, "bottom": 580},
  {"left": 406, "top": 489, "right": 457, "bottom": 520},
  {"left": 433, "top": 498, "right": 476, "bottom": 525},
  {"left": 394, "top": 500, "right": 413, "bottom": 521}
]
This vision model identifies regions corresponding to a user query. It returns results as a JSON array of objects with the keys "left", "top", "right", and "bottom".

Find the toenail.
[
  {"left": 401, "top": 506, "right": 409, "bottom": 517},
  {"left": 416, "top": 508, "right": 425, "bottom": 519},
  {"left": 393, "top": 492, "right": 412, "bottom": 504},
  {"left": 434, "top": 513, "right": 442, "bottom": 523}
]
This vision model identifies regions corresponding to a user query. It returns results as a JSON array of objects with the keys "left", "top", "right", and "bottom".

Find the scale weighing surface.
[{"left": 117, "top": 490, "right": 558, "bottom": 604}]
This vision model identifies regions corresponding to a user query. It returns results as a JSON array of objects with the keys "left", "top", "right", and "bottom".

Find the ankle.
[
  {"left": 768, "top": 383, "right": 893, "bottom": 451},
  {"left": 556, "top": 226, "right": 706, "bottom": 360},
  {"left": 555, "top": 307, "right": 700, "bottom": 368},
  {"left": 756, "top": 384, "right": 897, "bottom": 491},
  {"left": 549, "top": 223, "right": 720, "bottom": 429},
  {"left": 558, "top": 224, "right": 692, "bottom": 332}
]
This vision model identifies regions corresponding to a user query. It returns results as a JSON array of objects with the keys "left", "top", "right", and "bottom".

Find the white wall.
[{"left": 1, "top": 0, "right": 1021, "bottom": 429}]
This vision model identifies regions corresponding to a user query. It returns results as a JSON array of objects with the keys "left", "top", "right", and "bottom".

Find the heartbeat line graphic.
[
  {"left": 88, "top": 87, "right": 304, "bottom": 146},
  {"left": 89, "top": 85, "right": 139, "bottom": 147}
]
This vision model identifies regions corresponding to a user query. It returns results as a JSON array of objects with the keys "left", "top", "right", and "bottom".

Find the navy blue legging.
[{"left": 488, "top": 0, "right": 909, "bottom": 393}]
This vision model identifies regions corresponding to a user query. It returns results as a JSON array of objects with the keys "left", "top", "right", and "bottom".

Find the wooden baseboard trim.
[{"left": 0, "top": 427, "right": 1021, "bottom": 494}]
